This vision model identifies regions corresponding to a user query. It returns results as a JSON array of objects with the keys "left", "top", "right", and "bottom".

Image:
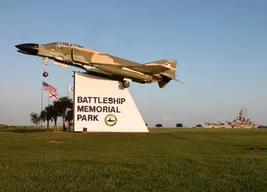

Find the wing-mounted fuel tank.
[{"left": 53, "top": 60, "right": 69, "bottom": 68}]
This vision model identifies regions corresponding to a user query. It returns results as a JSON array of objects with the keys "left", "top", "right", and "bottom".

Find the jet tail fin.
[
  {"left": 146, "top": 60, "right": 184, "bottom": 88},
  {"left": 144, "top": 59, "right": 177, "bottom": 77},
  {"left": 144, "top": 59, "right": 184, "bottom": 88}
]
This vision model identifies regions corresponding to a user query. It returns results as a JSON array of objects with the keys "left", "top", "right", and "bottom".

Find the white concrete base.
[{"left": 73, "top": 72, "right": 148, "bottom": 132}]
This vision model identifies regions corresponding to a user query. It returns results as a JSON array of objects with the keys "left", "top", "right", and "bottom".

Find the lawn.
[{"left": 1, "top": 128, "right": 267, "bottom": 191}]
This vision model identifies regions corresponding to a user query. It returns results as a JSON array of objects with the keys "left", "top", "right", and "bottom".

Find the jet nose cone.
[
  {"left": 15, "top": 43, "right": 39, "bottom": 50},
  {"left": 15, "top": 43, "right": 39, "bottom": 55}
]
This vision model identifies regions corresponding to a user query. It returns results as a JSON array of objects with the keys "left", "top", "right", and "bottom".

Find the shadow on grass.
[{"left": 0, "top": 128, "right": 48, "bottom": 133}]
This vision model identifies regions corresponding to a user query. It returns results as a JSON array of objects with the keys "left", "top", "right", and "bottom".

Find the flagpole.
[
  {"left": 41, "top": 82, "right": 43, "bottom": 128},
  {"left": 67, "top": 84, "right": 69, "bottom": 98}
]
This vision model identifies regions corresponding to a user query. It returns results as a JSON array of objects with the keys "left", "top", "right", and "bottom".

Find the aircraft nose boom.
[{"left": 15, "top": 43, "right": 39, "bottom": 55}]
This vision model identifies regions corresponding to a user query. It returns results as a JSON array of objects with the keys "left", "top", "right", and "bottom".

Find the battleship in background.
[{"left": 205, "top": 108, "right": 257, "bottom": 128}]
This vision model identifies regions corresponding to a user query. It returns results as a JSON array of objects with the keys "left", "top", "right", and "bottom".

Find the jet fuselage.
[
  {"left": 15, "top": 42, "right": 182, "bottom": 88},
  {"left": 16, "top": 42, "right": 158, "bottom": 83}
]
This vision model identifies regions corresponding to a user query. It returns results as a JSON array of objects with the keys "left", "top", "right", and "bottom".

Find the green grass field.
[{"left": 1, "top": 127, "right": 267, "bottom": 192}]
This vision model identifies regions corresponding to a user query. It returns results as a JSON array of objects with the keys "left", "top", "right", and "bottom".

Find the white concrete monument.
[{"left": 73, "top": 72, "right": 149, "bottom": 132}]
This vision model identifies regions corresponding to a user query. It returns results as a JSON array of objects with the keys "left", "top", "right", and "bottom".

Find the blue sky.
[{"left": 0, "top": 0, "right": 266, "bottom": 127}]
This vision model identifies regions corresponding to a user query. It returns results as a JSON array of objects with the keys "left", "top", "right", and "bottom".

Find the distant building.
[
  {"left": 0, "top": 122, "right": 9, "bottom": 127},
  {"left": 205, "top": 108, "right": 256, "bottom": 128}
]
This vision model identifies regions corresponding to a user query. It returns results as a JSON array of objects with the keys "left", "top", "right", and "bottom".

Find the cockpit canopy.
[{"left": 45, "top": 42, "right": 84, "bottom": 48}]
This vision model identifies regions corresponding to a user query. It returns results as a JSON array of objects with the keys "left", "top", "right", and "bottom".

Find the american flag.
[{"left": 42, "top": 82, "right": 57, "bottom": 93}]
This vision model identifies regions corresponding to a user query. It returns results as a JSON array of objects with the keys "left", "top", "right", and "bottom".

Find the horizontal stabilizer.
[
  {"left": 158, "top": 79, "right": 171, "bottom": 88},
  {"left": 158, "top": 78, "right": 184, "bottom": 88}
]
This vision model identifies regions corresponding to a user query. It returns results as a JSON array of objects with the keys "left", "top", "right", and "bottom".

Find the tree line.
[
  {"left": 30, "top": 97, "right": 73, "bottom": 131},
  {"left": 154, "top": 123, "right": 202, "bottom": 128},
  {"left": 30, "top": 97, "right": 206, "bottom": 130}
]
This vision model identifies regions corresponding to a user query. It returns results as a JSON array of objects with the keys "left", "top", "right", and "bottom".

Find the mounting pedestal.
[{"left": 73, "top": 72, "right": 148, "bottom": 132}]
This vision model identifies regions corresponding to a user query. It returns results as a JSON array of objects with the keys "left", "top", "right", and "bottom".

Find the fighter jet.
[{"left": 15, "top": 42, "right": 184, "bottom": 88}]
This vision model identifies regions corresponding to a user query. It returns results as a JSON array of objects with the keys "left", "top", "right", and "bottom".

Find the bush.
[{"left": 176, "top": 123, "right": 183, "bottom": 127}]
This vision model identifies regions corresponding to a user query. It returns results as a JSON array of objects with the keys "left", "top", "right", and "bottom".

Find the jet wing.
[
  {"left": 122, "top": 64, "right": 170, "bottom": 74},
  {"left": 94, "top": 63, "right": 171, "bottom": 75}
]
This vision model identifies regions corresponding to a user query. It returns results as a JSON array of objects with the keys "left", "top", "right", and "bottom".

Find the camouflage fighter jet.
[{"left": 15, "top": 42, "right": 184, "bottom": 88}]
